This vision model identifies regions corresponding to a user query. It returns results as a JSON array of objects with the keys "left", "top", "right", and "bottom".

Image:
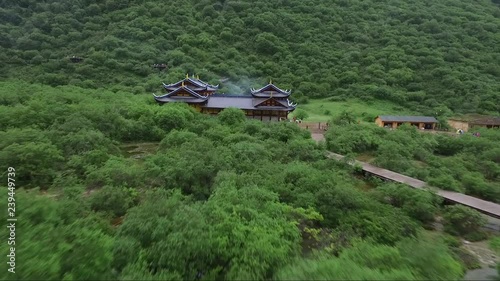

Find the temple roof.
[
  {"left": 153, "top": 97, "right": 208, "bottom": 104},
  {"left": 203, "top": 94, "right": 296, "bottom": 111},
  {"left": 163, "top": 76, "right": 219, "bottom": 92},
  {"left": 250, "top": 83, "right": 291, "bottom": 98},
  {"left": 154, "top": 80, "right": 297, "bottom": 112},
  {"left": 153, "top": 86, "right": 209, "bottom": 103},
  {"left": 252, "top": 97, "right": 291, "bottom": 107}
]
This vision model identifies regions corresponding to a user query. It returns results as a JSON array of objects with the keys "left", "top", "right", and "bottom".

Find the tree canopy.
[
  {"left": 1, "top": 0, "right": 500, "bottom": 114},
  {"left": 0, "top": 80, "right": 474, "bottom": 280}
]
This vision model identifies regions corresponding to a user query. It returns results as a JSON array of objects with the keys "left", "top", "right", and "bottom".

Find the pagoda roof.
[
  {"left": 252, "top": 97, "right": 291, "bottom": 108},
  {"left": 153, "top": 86, "right": 209, "bottom": 104},
  {"left": 250, "top": 83, "right": 291, "bottom": 97},
  {"left": 153, "top": 96, "right": 207, "bottom": 104},
  {"left": 163, "top": 77, "right": 219, "bottom": 92}
]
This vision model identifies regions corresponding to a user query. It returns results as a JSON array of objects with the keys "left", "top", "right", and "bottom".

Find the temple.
[{"left": 153, "top": 76, "right": 297, "bottom": 121}]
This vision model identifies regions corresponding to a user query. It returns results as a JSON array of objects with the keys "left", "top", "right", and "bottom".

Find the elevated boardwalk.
[{"left": 327, "top": 152, "right": 500, "bottom": 219}]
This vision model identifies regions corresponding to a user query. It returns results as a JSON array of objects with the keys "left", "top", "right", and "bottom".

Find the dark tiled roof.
[
  {"left": 154, "top": 97, "right": 207, "bottom": 103},
  {"left": 204, "top": 95, "right": 256, "bottom": 110},
  {"left": 163, "top": 78, "right": 219, "bottom": 91},
  {"left": 203, "top": 95, "right": 295, "bottom": 111},
  {"left": 378, "top": 115, "right": 438, "bottom": 123},
  {"left": 252, "top": 98, "right": 268, "bottom": 107},
  {"left": 155, "top": 86, "right": 207, "bottom": 99},
  {"left": 154, "top": 81, "right": 297, "bottom": 112},
  {"left": 252, "top": 92, "right": 290, "bottom": 98},
  {"left": 251, "top": 84, "right": 291, "bottom": 97}
]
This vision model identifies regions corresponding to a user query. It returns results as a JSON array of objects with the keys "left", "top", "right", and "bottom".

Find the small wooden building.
[
  {"left": 153, "top": 75, "right": 297, "bottom": 121},
  {"left": 375, "top": 115, "right": 438, "bottom": 130},
  {"left": 448, "top": 116, "right": 500, "bottom": 132}
]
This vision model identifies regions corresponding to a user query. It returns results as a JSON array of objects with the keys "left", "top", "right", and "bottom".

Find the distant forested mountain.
[{"left": 1, "top": 0, "right": 499, "bottom": 114}]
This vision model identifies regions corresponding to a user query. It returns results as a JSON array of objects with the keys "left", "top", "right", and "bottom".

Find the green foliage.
[
  {"left": 442, "top": 205, "right": 487, "bottom": 240},
  {"left": 332, "top": 110, "right": 357, "bottom": 125},
  {"left": 0, "top": 129, "right": 64, "bottom": 188},
  {"left": 325, "top": 124, "right": 381, "bottom": 154},
  {"left": 89, "top": 186, "right": 137, "bottom": 217},
  {"left": 0, "top": 80, "right": 472, "bottom": 280},
  {"left": 217, "top": 107, "right": 246, "bottom": 126},
  {"left": 116, "top": 185, "right": 307, "bottom": 280},
  {"left": 3, "top": 0, "right": 500, "bottom": 114},
  {"left": 86, "top": 157, "right": 145, "bottom": 188},
  {"left": 324, "top": 123, "right": 500, "bottom": 203},
  {"left": 372, "top": 183, "right": 441, "bottom": 224},
  {"left": 275, "top": 255, "right": 417, "bottom": 280},
  {"left": 397, "top": 236, "right": 464, "bottom": 280},
  {"left": 276, "top": 236, "right": 463, "bottom": 280},
  {"left": 293, "top": 109, "right": 309, "bottom": 120},
  {"left": 490, "top": 237, "right": 500, "bottom": 254},
  {"left": 0, "top": 189, "right": 113, "bottom": 280},
  {"left": 154, "top": 103, "right": 196, "bottom": 132}
]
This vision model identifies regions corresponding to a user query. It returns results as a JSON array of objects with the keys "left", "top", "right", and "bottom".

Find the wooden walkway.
[{"left": 327, "top": 152, "right": 500, "bottom": 219}]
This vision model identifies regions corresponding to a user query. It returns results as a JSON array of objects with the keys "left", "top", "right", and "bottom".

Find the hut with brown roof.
[{"left": 375, "top": 115, "right": 438, "bottom": 130}]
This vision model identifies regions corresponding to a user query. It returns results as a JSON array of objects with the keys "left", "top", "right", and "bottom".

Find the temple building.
[{"left": 153, "top": 75, "right": 297, "bottom": 121}]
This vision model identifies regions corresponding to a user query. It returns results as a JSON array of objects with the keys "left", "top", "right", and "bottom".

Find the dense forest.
[
  {"left": 1, "top": 0, "right": 500, "bottom": 114},
  {"left": 1, "top": 0, "right": 500, "bottom": 279},
  {"left": 0, "top": 81, "right": 492, "bottom": 280}
]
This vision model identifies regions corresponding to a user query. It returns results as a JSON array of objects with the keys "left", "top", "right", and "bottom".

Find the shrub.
[
  {"left": 442, "top": 205, "right": 487, "bottom": 241},
  {"left": 218, "top": 107, "right": 246, "bottom": 125}
]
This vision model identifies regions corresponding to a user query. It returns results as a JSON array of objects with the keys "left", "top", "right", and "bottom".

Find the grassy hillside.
[
  {"left": 295, "top": 98, "right": 417, "bottom": 122},
  {"left": 1, "top": 0, "right": 500, "bottom": 115}
]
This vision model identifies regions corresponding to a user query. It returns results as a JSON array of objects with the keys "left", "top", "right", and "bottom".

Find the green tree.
[
  {"left": 442, "top": 205, "right": 487, "bottom": 240},
  {"left": 373, "top": 183, "right": 441, "bottom": 224},
  {"left": 332, "top": 110, "right": 357, "bottom": 125},
  {"left": 89, "top": 185, "right": 137, "bottom": 217},
  {"left": 294, "top": 109, "right": 309, "bottom": 120},
  {"left": 275, "top": 254, "right": 416, "bottom": 280},
  {"left": 218, "top": 107, "right": 246, "bottom": 126}
]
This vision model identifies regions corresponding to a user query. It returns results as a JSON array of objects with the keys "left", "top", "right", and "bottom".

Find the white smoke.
[{"left": 220, "top": 76, "right": 262, "bottom": 95}]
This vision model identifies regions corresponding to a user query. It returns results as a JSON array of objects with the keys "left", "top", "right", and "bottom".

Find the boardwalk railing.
[{"left": 326, "top": 152, "right": 500, "bottom": 219}]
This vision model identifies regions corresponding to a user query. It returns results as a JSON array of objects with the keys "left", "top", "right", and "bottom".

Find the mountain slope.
[{"left": 1, "top": 0, "right": 499, "bottom": 114}]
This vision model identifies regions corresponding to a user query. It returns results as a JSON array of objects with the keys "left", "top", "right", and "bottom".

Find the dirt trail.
[
  {"left": 463, "top": 240, "right": 498, "bottom": 268},
  {"left": 311, "top": 133, "right": 325, "bottom": 142}
]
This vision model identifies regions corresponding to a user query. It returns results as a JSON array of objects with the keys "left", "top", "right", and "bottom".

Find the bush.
[
  {"left": 218, "top": 107, "right": 246, "bottom": 126},
  {"left": 154, "top": 103, "right": 196, "bottom": 132},
  {"left": 294, "top": 109, "right": 309, "bottom": 120},
  {"left": 490, "top": 237, "right": 500, "bottom": 254},
  {"left": 428, "top": 174, "right": 463, "bottom": 192},
  {"left": 442, "top": 205, "right": 487, "bottom": 240},
  {"left": 89, "top": 186, "right": 137, "bottom": 217},
  {"left": 373, "top": 183, "right": 440, "bottom": 224}
]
